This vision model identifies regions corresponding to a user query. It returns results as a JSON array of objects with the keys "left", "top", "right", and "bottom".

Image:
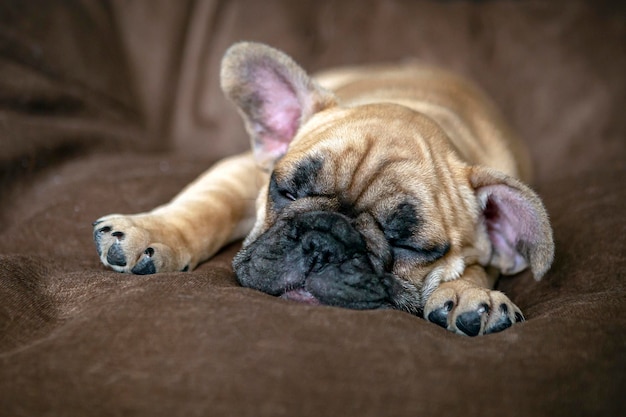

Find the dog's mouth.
[{"left": 280, "top": 287, "right": 321, "bottom": 305}]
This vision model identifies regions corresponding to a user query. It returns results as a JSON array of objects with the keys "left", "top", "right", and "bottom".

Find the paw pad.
[
  {"left": 106, "top": 241, "right": 127, "bottom": 267},
  {"left": 485, "top": 303, "right": 513, "bottom": 334},
  {"left": 427, "top": 300, "right": 454, "bottom": 329},
  {"left": 455, "top": 303, "right": 489, "bottom": 337},
  {"left": 131, "top": 247, "right": 156, "bottom": 275}
]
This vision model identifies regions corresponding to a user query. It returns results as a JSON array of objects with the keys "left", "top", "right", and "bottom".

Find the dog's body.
[{"left": 94, "top": 43, "right": 554, "bottom": 336}]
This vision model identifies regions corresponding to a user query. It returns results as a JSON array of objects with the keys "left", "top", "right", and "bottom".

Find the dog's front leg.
[
  {"left": 423, "top": 265, "right": 525, "bottom": 336},
  {"left": 93, "top": 152, "right": 263, "bottom": 274}
]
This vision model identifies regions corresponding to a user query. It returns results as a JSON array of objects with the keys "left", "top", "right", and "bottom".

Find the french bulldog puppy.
[{"left": 94, "top": 42, "right": 554, "bottom": 336}]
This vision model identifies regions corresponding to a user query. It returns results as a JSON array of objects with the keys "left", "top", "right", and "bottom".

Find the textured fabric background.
[{"left": 0, "top": 1, "right": 624, "bottom": 416}]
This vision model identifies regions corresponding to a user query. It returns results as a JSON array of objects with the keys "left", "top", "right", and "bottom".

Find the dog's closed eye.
[
  {"left": 390, "top": 240, "right": 450, "bottom": 264},
  {"left": 280, "top": 189, "right": 297, "bottom": 201}
]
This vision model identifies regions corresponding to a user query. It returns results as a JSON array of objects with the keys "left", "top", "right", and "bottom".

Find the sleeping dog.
[{"left": 93, "top": 42, "right": 554, "bottom": 336}]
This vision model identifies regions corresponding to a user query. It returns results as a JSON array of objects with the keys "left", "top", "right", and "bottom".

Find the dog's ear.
[
  {"left": 221, "top": 42, "right": 337, "bottom": 170},
  {"left": 468, "top": 166, "right": 554, "bottom": 280}
]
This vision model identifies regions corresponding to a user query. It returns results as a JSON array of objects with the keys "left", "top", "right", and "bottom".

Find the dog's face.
[
  {"left": 233, "top": 104, "right": 475, "bottom": 313},
  {"left": 223, "top": 43, "right": 553, "bottom": 314}
]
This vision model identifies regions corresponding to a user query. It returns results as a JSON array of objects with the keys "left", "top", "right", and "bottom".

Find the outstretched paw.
[
  {"left": 424, "top": 280, "right": 524, "bottom": 336},
  {"left": 93, "top": 215, "right": 191, "bottom": 274}
]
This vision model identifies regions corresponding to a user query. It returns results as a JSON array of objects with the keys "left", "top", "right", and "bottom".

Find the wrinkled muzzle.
[{"left": 233, "top": 211, "right": 397, "bottom": 310}]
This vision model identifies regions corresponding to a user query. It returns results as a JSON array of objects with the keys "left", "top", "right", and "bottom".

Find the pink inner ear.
[
  {"left": 482, "top": 185, "right": 540, "bottom": 274},
  {"left": 253, "top": 66, "right": 303, "bottom": 160}
]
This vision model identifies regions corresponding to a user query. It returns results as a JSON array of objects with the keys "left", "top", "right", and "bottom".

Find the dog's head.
[{"left": 222, "top": 42, "right": 553, "bottom": 314}]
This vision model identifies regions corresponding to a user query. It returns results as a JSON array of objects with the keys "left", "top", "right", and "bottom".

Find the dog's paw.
[
  {"left": 423, "top": 280, "right": 524, "bottom": 336},
  {"left": 93, "top": 215, "right": 191, "bottom": 274}
]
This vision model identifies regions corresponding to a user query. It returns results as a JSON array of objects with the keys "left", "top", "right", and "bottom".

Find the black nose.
[{"left": 293, "top": 211, "right": 366, "bottom": 269}]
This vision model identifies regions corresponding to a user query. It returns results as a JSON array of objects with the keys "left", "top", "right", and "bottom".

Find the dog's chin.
[{"left": 280, "top": 288, "right": 322, "bottom": 305}]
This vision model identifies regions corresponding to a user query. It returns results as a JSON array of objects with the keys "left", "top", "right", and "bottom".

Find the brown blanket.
[{"left": 1, "top": 1, "right": 624, "bottom": 416}]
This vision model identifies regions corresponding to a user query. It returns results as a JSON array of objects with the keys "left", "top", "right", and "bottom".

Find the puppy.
[{"left": 93, "top": 42, "right": 554, "bottom": 336}]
